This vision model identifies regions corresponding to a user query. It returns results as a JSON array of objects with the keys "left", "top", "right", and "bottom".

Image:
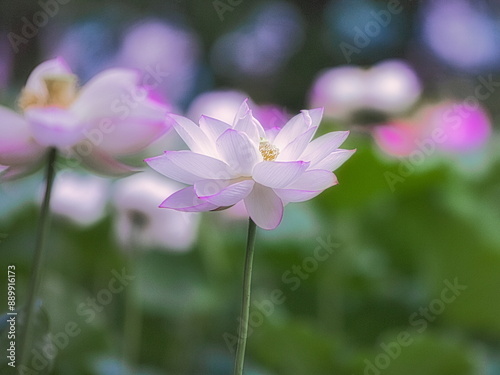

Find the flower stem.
[
  {"left": 19, "top": 147, "right": 57, "bottom": 367},
  {"left": 123, "top": 226, "right": 142, "bottom": 375},
  {"left": 233, "top": 218, "right": 257, "bottom": 375}
]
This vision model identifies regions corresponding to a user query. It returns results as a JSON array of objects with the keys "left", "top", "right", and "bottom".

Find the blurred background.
[{"left": 2, "top": 0, "right": 500, "bottom": 374}]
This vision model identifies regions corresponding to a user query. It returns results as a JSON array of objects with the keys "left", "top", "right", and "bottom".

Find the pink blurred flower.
[
  {"left": 0, "top": 58, "right": 169, "bottom": 180},
  {"left": 146, "top": 100, "right": 354, "bottom": 230},
  {"left": 309, "top": 60, "right": 421, "bottom": 120},
  {"left": 372, "top": 121, "right": 421, "bottom": 157},
  {"left": 374, "top": 102, "right": 492, "bottom": 157},
  {"left": 425, "top": 102, "right": 492, "bottom": 153},
  {"left": 112, "top": 172, "right": 200, "bottom": 251}
]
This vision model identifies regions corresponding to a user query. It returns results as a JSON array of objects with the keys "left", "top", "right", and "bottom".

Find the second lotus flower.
[
  {"left": 0, "top": 57, "right": 169, "bottom": 179},
  {"left": 146, "top": 100, "right": 355, "bottom": 230}
]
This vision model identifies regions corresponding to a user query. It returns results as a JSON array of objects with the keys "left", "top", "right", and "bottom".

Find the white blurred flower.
[
  {"left": 187, "top": 90, "right": 250, "bottom": 125},
  {"left": 309, "top": 60, "right": 422, "bottom": 121},
  {"left": 365, "top": 60, "right": 422, "bottom": 113},
  {"left": 48, "top": 172, "right": 110, "bottom": 226},
  {"left": 309, "top": 66, "right": 365, "bottom": 120},
  {"left": 112, "top": 172, "right": 200, "bottom": 251}
]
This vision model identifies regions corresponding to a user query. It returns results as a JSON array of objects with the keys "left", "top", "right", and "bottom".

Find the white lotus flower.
[{"left": 146, "top": 100, "right": 355, "bottom": 230}]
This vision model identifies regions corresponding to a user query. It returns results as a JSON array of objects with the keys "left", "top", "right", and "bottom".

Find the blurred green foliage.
[{"left": 1, "top": 133, "right": 500, "bottom": 374}]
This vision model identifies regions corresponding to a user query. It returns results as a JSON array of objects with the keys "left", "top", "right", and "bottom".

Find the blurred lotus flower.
[
  {"left": 112, "top": 172, "right": 199, "bottom": 251},
  {"left": 0, "top": 58, "right": 169, "bottom": 180},
  {"left": 374, "top": 102, "right": 492, "bottom": 157},
  {"left": 309, "top": 60, "right": 421, "bottom": 121},
  {"left": 48, "top": 172, "right": 109, "bottom": 226},
  {"left": 373, "top": 120, "right": 421, "bottom": 157},
  {"left": 187, "top": 90, "right": 250, "bottom": 125},
  {"left": 309, "top": 66, "right": 365, "bottom": 121},
  {"left": 187, "top": 90, "right": 290, "bottom": 130},
  {"left": 424, "top": 102, "right": 492, "bottom": 153},
  {"left": 421, "top": 0, "right": 500, "bottom": 71},
  {"left": 115, "top": 19, "right": 200, "bottom": 107},
  {"left": 146, "top": 100, "right": 354, "bottom": 230}
]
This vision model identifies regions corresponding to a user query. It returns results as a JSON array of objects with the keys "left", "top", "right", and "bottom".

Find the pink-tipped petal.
[
  {"left": 78, "top": 148, "right": 139, "bottom": 176},
  {"left": 216, "top": 129, "right": 260, "bottom": 175},
  {"left": 253, "top": 160, "right": 309, "bottom": 189},
  {"left": 286, "top": 169, "right": 337, "bottom": 191},
  {"left": 274, "top": 188, "right": 325, "bottom": 203},
  {"left": 24, "top": 57, "right": 72, "bottom": 97},
  {"left": 195, "top": 179, "right": 254, "bottom": 206},
  {"left": 199, "top": 115, "right": 231, "bottom": 143},
  {"left": 146, "top": 153, "right": 203, "bottom": 184},
  {"left": 160, "top": 186, "right": 219, "bottom": 212},
  {"left": 72, "top": 69, "right": 142, "bottom": 121},
  {"left": 305, "top": 108, "right": 324, "bottom": 128},
  {"left": 0, "top": 163, "right": 42, "bottom": 182},
  {"left": 146, "top": 151, "right": 233, "bottom": 184},
  {"left": 232, "top": 99, "right": 250, "bottom": 126},
  {"left": 126, "top": 96, "right": 168, "bottom": 122},
  {"left": 90, "top": 114, "right": 169, "bottom": 156},
  {"left": 314, "top": 149, "right": 356, "bottom": 171},
  {"left": 72, "top": 69, "right": 169, "bottom": 155},
  {"left": 25, "top": 107, "right": 84, "bottom": 148},
  {"left": 277, "top": 126, "right": 317, "bottom": 161},
  {"left": 233, "top": 100, "right": 264, "bottom": 144},
  {"left": 273, "top": 110, "right": 318, "bottom": 150},
  {"left": 275, "top": 170, "right": 337, "bottom": 203},
  {"left": 244, "top": 183, "right": 283, "bottom": 230},
  {"left": 301, "top": 131, "right": 350, "bottom": 165},
  {"left": 169, "top": 114, "right": 214, "bottom": 156},
  {"left": 0, "top": 107, "right": 45, "bottom": 165}
]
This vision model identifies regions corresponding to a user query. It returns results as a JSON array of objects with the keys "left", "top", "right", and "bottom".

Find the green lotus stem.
[
  {"left": 123, "top": 225, "right": 142, "bottom": 375},
  {"left": 233, "top": 218, "right": 257, "bottom": 375},
  {"left": 19, "top": 147, "right": 57, "bottom": 368}
]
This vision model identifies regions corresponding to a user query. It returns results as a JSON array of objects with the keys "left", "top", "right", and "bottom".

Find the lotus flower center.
[
  {"left": 259, "top": 140, "right": 279, "bottom": 161},
  {"left": 19, "top": 74, "right": 78, "bottom": 111}
]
